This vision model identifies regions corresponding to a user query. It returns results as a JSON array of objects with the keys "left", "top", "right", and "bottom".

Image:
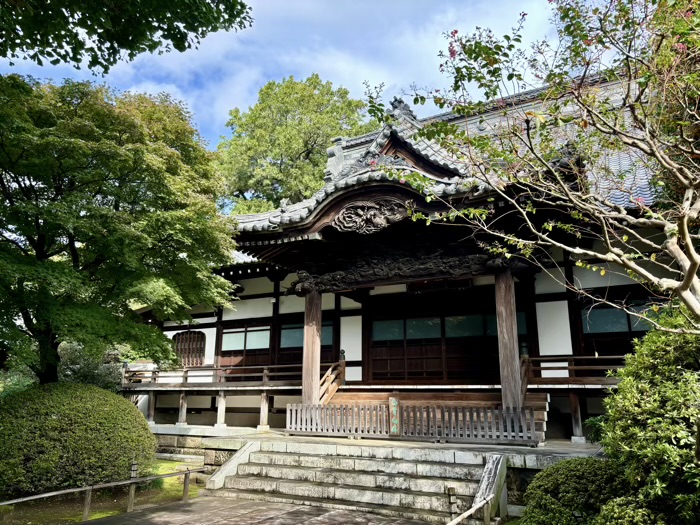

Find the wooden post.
[
  {"left": 177, "top": 392, "right": 188, "bottom": 426},
  {"left": 127, "top": 460, "right": 137, "bottom": 512},
  {"left": 215, "top": 390, "right": 226, "bottom": 428},
  {"left": 182, "top": 470, "right": 191, "bottom": 502},
  {"left": 147, "top": 392, "right": 155, "bottom": 424},
  {"left": 495, "top": 270, "right": 522, "bottom": 410},
  {"left": 302, "top": 290, "right": 322, "bottom": 405},
  {"left": 258, "top": 391, "right": 270, "bottom": 431},
  {"left": 82, "top": 488, "right": 92, "bottom": 521},
  {"left": 570, "top": 392, "right": 586, "bottom": 443}
]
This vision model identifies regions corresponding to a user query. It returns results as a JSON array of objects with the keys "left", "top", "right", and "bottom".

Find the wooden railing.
[
  {"left": 319, "top": 355, "right": 346, "bottom": 405},
  {"left": 525, "top": 354, "right": 626, "bottom": 385},
  {"left": 0, "top": 466, "right": 206, "bottom": 522},
  {"left": 447, "top": 455, "right": 507, "bottom": 525},
  {"left": 122, "top": 362, "right": 339, "bottom": 388},
  {"left": 520, "top": 355, "right": 530, "bottom": 405},
  {"left": 286, "top": 402, "right": 540, "bottom": 445}
]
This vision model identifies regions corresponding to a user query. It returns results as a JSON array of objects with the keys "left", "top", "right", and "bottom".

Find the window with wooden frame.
[
  {"left": 369, "top": 314, "right": 527, "bottom": 383},
  {"left": 173, "top": 331, "right": 206, "bottom": 367},
  {"left": 277, "top": 321, "right": 334, "bottom": 365},
  {"left": 581, "top": 305, "right": 652, "bottom": 357},
  {"left": 220, "top": 325, "right": 271, "bottom": 367}
]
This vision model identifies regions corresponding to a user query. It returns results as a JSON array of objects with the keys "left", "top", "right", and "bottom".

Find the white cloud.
[{"left": 0, "top": 0, "right": 557, "bottom": 145}]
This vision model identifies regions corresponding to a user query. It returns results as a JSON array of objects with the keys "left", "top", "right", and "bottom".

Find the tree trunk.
[{"left": 36, "top": 333, "right": 60, "bottom": 384}]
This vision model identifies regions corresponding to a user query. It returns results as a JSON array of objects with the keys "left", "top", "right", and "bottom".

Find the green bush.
[
  {"left": 593, "top": 497, "right": 667, "bottom": 525},
  {"left": 0, "top": 383, "right": 156, "bottom": 498},
  {"left": 520, "top": 457, "right": 628, "bottom": 525},
  {"left": 602, "top": 305, "right": 700, "bottom": 523}
]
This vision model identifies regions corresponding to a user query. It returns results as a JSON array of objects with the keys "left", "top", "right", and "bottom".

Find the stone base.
[
  {"left": 571, "top": 436, "right": 587, "bottom": 444},
  {"left": 256, "top": 425, "right": 270, "bottom": 432},
  {"left": 214, "top": 424, "right": 228, "bottom": 429},
  {"left": 175, "top": 422, "right": 188, "bottom": 427}
]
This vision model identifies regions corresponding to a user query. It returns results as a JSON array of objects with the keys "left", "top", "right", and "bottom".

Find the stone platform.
[{"left": 91, "top": 497, "right": 429, "bottom": 524}]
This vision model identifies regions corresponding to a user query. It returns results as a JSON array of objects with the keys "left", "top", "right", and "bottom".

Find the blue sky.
[{"left": 0, "top": 0, "right": 555, "bottom": 148}]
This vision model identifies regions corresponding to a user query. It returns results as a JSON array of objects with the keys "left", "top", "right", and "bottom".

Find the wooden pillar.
[
  {"left": 570, "top": 392, "right": 586, "bottom": 443},
  {"left": 495, "top": 270, "right": 522, "bottom": 409},
  {"left": 176, "top": 392, "right": 188, "bottom": 426},
  {"left": 258, "top": 391, "right": 270, "bottom": 431},
  {"left": 302, "top": 290, "right": 322, "bottom": 405},
  {"left": 147, "top": 392, "right": 156, "bottom": 424},
  {"left": 215, "top": 390, "right": 226, "bottom": 428}
]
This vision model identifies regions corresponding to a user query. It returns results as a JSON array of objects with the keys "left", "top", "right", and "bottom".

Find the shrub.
[
  {"left": 520, "top": 457, "right": 628, "bottom": 525},
  {"left": 0, "top": 383, "right": 156, "bottom": 498},
  {"left": 593, "top": 497, "right": 667, "bottom": 525},
  {"left": 602, "top": 305, "right": 700, "bottom": 523}
]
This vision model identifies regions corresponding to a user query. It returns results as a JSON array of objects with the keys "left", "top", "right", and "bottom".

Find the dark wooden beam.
[
  {"left": 302, "top": 290, "right": 322, "bottom": 404},
  {"left": 495, "top": 270, "right": 522, "bottom": 409}
]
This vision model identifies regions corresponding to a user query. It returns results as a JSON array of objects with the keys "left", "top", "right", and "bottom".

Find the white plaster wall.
[
  {"left": 223, "top": 395, "right": 260, "bottom": 408},
  {"left": 535, "top": 268, "right": 567, "bottom": 294},
  {"left": 345, "top": 366, "right": 362, "bottom": 381},
  {"left": 238, "top": 277, "right": 274, "bottom": 296},
  {"left": 340, "top": 297, "right": 362, "bottom": 310},
  {"left": 322, "top": 294, "right": 335, "bottom": 311},
  {"left": 280, "top": 273, "right": 298, "bottom": 291},
  {"left": 535, "top": 301, "right": 572, "bottom": 378},
  {"left": 279, "top": 293, "right": 335, "bottom": 313},
  {"left": 222, "top": 298, "right": 273, "bottom": 320},
  {"left": 472, "top": 276, "right": 495, "bottom": 286},
  {"left": 370, "top": 284, "right": 407, "bottom": 295},
  {"left": 340, "top": 316, "right": 362, "bottom": 361},
  {"left": 279, "top": 295, "right": 304, "bottom": 314}
]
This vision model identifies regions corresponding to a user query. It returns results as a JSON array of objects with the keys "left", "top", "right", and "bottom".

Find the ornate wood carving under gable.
[{"left": 331, "top": 197, "right": 408, "bottom": 234}]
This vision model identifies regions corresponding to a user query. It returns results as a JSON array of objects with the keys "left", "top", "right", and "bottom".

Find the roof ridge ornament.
[{"left": 390, "top": 97, "right": 418, "bottom": 120}]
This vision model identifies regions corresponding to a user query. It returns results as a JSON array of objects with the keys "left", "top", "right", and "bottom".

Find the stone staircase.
[{"left": 203, "top": 440, "right": 501, "bottom": 524}]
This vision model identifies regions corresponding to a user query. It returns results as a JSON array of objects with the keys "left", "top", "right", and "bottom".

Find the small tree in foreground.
[
  {"left": 602, "top": 304, "right": 700, "bottom": 523},
  {"left": 0, "top": 75, "right": 236, "bottom": 383},
  {"left": 369, "top": 0, "right": 700, "bottom": 330}
]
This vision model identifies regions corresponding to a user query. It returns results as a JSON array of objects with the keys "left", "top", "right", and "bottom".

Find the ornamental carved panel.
[{"left": 331, "top": 198, "right": 407, "bottom": 234}]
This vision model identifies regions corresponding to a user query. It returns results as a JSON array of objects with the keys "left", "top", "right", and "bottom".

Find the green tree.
[
  {"left": 218, "top": 73, "right": 378, "bottom": 210},
  {"left": 0, "top": 0, "right": 251, "bottom": 72},
  {"left": 0, "top": 75, "right": 236, "bottom": 384},
  {"left": 368, "top": 0, "right": 700, "bottom": 328}
]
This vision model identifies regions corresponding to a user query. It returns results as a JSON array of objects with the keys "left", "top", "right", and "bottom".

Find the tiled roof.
[{"left": 236, "top": 90, "right": 654, "bottom": 233}]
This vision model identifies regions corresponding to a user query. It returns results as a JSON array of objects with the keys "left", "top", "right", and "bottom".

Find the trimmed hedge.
[
  {"left": 0, "top": 383, "right": 156, "bottom": 498},
  {"left": 593, "top": 497, "right": 667, "bottom": 525},
  {"left": 520, "top": 457, "right": 628, "bottom": 525}
]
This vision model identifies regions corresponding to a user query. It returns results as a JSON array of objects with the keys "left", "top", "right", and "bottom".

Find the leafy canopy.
[
  {"left": 369, "top": 0, "right": 700, "bottom": 328},
  {"left": 0, "top": 0, "right": 251, "bottom": 72},
  {"left": 0, "top": 75, "right": 236, "bottom": 383},
  {"left": 218, "top": 73, "right": 378, "bottom": 211}
]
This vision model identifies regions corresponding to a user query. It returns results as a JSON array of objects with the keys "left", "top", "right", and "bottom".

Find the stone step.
[
  {"left": 223, "top": 475, "right": 472, "bottom": 513},
  {"left": 249, "top": 451, "right": 484, "bottom": 479},
  {"left": 259, "top": 440, "right": 486, "bottom": 464},
  {"left": 237, "top": 463, "right": 479, "bottom": 496},
  {"left": 202, "top": 490, "right": 494, "bottom": 525}
]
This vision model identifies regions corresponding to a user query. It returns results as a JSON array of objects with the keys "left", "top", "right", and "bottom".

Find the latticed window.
[{"left": 173, "top": 331, "right": 205, "bottom": 367}]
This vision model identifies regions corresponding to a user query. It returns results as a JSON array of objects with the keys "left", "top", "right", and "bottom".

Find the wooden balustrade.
[
  {"left": 319, "top": 358, "right": 345, "bottom": 405},
  {"left": 286, "top": 401, "right": 540, "bottom": 445},
  {"left": 526, "top": 354, "right": 626, "bottom": 385},
  {"left": 122, "top": 362, "right": 340, "bottom": 388}
]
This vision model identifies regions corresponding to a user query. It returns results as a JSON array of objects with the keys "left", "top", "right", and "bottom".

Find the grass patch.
[{"left": 0, "top": 460, "right": 202, "bottom": 524}]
